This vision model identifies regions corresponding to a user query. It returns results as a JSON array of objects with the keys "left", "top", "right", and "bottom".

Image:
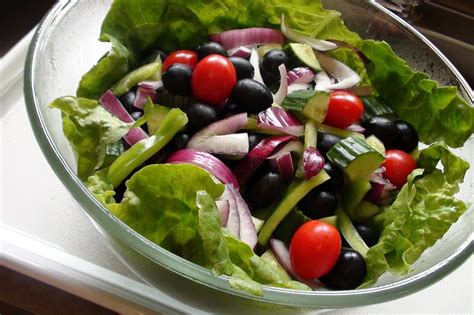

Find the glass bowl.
[{"left": 24, "top": 0, "right": 473, "bottom": 309}]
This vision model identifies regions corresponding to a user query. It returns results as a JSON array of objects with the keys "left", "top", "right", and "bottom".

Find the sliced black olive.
[
  {"left": 170, "top": 132, "right": 191, "bottom": 151},
  {"left": 319, "top": 247, "right": 367, "bottom": 290},
  {"left": 231, "top": 79, "right": 273, "bottom": 114},
  {"left": 162, "top": 63, "right": 193, "bottom": 96},
  {"left": 118, "top": 90, "right": 136, "bottom": 113},
  {"left": 298, "top": 190, "right": 338, "bottom": 219},
  {"left": 247, "top": 170, "right": 285, "bottom": 208},
  {"left": 391, "top": 120, "right": 419, "bottom": 153},
  {"left": 260, "top": 49, "right": 287, "bottom": 86},
  {"left": 196, "top": 42, "right": 228, "bottom": 60},
  {"left": 230, "top": 57, "right": 254, "bottom": 80},
  {"left": 317, "top": 132, "right": 342, "bottom": 156},
  {"left": 362, "top": 116, "right": 397, "bottom": 148},
  {"left": 186, "top": 102, "right": 218, "bottom": 131},
  {"left": 354, "top": 223, "right": 380, "bottom": 247},
  {"left": 318, "top": 162, "right": 345, "bottom": 193}
]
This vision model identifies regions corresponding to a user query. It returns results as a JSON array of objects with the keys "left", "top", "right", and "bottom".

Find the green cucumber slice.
[
  {"left": 337, "top": 208, "right": 369, "bottom": 257},
  {"left": 342, "top": 179, "right": 372, "bottom": 216},
  {"left": 362, "top": 96, "right": 395, "bottom": 121},
  {"left": 327, "top": 136, "right": 384, "bottom": 182},
  {"left": 258, "top": 170, "right": 330, "bottom": 246},
  {"left": 366, "top": 135, "right": 386, "bottom": 155},
  {"left": 284, "top": 43, "right": 321, "bottom": 71},
  {"left": 282, "top": 90, "right": 330, "bottom": 123}
]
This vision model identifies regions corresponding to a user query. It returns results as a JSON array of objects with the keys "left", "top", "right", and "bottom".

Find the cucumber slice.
[
  {"left": 351, "top": 201, "right": 380, "bottom": 223},
  {"left": 257, "top": 44, "right": 283, "bottom": 58},
  {"left": 342, "top": 179, "right": 372, "bottom": 216},
  {"left": 362, "top": 96, "right": 395, "bottom": 121},
  {"left": 337, "top": 208, "right": 369, "bottom": 257},
  {"left": 366, "top": 135, "right": 386, "bottom": 155},
  {"left": 261, "top": 250, "right": 292, "bottom": 281},
  {"left": 327, "top": 136, "right": 384, "bottom": 182},
  {"left": 282, "top": 90, "right": 330, "bottom": 123},
  {"left": 284, "top": 43, "right": 321, "bottom": 71},
  {"left": 258, "top": 170, "right": 330, "bottom": 246},
  {"left": 314, "top": 121, "right": 364, "bottom": 139}
]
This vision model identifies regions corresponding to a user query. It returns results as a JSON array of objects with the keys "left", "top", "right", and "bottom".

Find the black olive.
[
  {"left": 247, "top": 171, "right": 285, "bottom": 208},
  {"left": 248, "top": 132, "right": 264, "bottom": 151},
  {"left": 260, "top": 49, "right": 287, "bottom": 86},
  {"left": 317, "top": 132, "right": 342, "bottom": 156},
  {"left": 220, "top": 102, "right": 242, "bottom": 117},
  {"left": 362, "top": 116, "right": 397, "bottom": 148},
  {"left": 162, "top": 64, "right": 193, "bottom": 96},
  {"left": 229, "top": 57, "right": 254, "bottom": 80},
  {"left": 231, "top": 79, "right": 273, "bottom": 114},
  {"left": 354, "top": 223, "right": 380, "bottom": 247},
  {"left": 391, "top": 120, "right": 419, "bottom": 153},
  {"left": 196, "top": 42, "right": 228, "bottom": 60},
  {"left": 186, "top": 102, "right": 218, "bottom": 131},
  {"left": 118, "top": 90, "right": 136, "bottom": 113},
  {"left": 318, "top": 162, "right": 345, "bottom": 193},
  {"left": 319, "top": 247, "right": 367, "bottom": 290},
  {"left": 298, "top": 190, "right": 338, "bottom": 219},
  {"left": 170, "top": 132, "right": 191, "bottom": 151}
]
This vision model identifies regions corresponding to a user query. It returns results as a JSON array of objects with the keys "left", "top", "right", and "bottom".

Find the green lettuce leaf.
[
  {"left": 362, "top": 143, "right": 470, "bottom": 287},
  {"left": 358, "top": 40, "right": 473, "bottom": 148},
  {"left": 328, "top": 47, "right": 372, "bottom": 88},
  {"left": 108, "top": 164, "right": 309, "bottom": 295},
  {"left": 49, "top": 96, "right": 132, "bottom": 180}
]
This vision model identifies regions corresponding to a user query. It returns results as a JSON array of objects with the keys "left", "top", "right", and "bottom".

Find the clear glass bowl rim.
[{"left": 23, "top": 0, "right": 473, "bottom": 308}]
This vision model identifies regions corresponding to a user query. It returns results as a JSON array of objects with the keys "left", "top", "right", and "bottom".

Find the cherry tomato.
[
  {"left": 382, "top": 149, "right": 417, "bottom": 189},
  {"left": 163, "top": 50, "right": 198, "bottom": 71},
  {"left": 289, "top": 220, "right": 341, "bottom": 280},
  {"left": 324, "top": 91, "right": 364, "bottom": 129},
  {"left": 192, "top": 54, "right": 237, "bottom": 106}
]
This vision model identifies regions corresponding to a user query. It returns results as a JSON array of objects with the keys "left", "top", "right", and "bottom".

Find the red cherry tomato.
[
  {"left": 324, "top": 91, "right": 364, "bottom": 129},
  {"left": 382, "top": 149, "right": 417, "bottom": 189},
  {"left": 289, "top": 220, "right": 341, "bottom": 280},
  {"left": 192, "top": 54, "right": 237, "bottom": 106},
  {"left": 163, "top": 50, "right": 198, "bottom": 71}
]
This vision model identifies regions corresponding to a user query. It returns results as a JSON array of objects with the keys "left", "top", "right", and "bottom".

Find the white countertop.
[{"left": 1, "top": 32, "right": 472, "bottom": 315}]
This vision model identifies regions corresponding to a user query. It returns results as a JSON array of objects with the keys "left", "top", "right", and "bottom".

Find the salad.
[{"left": 50, "top": 0, "right": 473, "bottom": 295}]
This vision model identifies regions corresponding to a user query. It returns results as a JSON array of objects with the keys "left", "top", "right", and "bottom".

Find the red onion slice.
[
  {"left": 314, "top": 70, "right": 332, "bottom": 92},
  {"left": 216, "top": 200, "right": 230, "bottom": 227},
  {"left": 315, "top": 52, "right": 361, "bottom": 90},
  {"left": 273, "top": 64, "right": 288, "bottom": 105},
  {"left": 303, "top": 147, "right": 325, "bottom": 179},
  {"left": 287, "top": 67, "right": 315, "bottom": 85},
  {"left": 229, "top": 186, "right": 258, "bottom": 249},
  {"left": 280, "top": 15, "right": 337, "bottom": 51},
  {"left": 218, "top": 185, "right": 240, "bottom": 237},
  {"left": 188, "top": 133, "right": 249, "bottom": 156},
  {"left": 209, "top": 28, "right": 285, "bottom": 50},
  {"left": 228, "top": 46, "right": 252, "bottom": 58},
  {"left": 166, "top": 149, "right": 239, "bottom": 189},
  {"left": 249, "top": 47, "right": 264, "bottom": 84},
  {"left": 99, "top": 89, "right": 148, "bottom": 145},
  {"left": 288, "top": 83, "right": 312, "bottom": 94},
  {"left": 257, "top": 107, "right": 303, "bottom": 136},
  {"left": 138, "top": 80, "right": 163, "bottom": 90},
  {"left": 346, "top": 123, "right": 365, "bottom": 134},
  {"left": 233, "top": 135, "right": 296, "bottom": 185},
  {"left": 133, "top": 86, "right": 157, "bottom": 109},
  {"left": 187, "top": 113, "right": 248, "bottom": 149},
  {"left": 269, "top": 152, "right": 295, "bottom": 181}
]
